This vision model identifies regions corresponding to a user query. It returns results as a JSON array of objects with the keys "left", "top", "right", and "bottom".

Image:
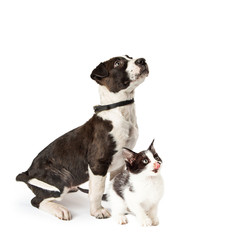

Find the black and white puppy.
[{"left": 16, "top": 55, "right": 149, "bottom": 220}]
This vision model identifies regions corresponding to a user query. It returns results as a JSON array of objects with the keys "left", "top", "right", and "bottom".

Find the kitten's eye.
[
  {"left": 154, "top": 154, "right": 162, "bottom": 163},
  {"left": 114, "top": 60, "right": 122, "bottom": 68},
  {"left": 142, "top": 159, "right": 149, "bottom": 164}
]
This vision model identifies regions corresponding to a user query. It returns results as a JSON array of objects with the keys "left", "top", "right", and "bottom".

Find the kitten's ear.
[
  {"left": 148, "top": 139, "right": 156, "bottom": 153},
  {"left": 122, "top": 148, "right": 136, "bottom": 165}
]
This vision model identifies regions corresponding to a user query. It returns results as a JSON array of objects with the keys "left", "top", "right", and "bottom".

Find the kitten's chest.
[{"left": 133, "top": 176, "right": 164, "bottom": 205}]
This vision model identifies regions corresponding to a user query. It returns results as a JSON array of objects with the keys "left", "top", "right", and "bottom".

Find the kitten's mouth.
[{"left": 152, "top": 162, "right": 161, "bottom": 173}]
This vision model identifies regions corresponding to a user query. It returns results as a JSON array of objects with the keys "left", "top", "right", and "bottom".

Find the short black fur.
[
  {"left": 113, "top": 170, "right": 134, "bottom": 199},
  {"left": 16, "top": 114, "right": 116, "bottom": 204},
  {"left": 91, "top": 57, "right": 130, "bottom": 93},
  {"left": 16, "top": 55, "right": 147, "bottom": 216}
]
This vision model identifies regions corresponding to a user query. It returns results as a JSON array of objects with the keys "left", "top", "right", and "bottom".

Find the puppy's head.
[{"left": 90, "top": 55, "right": 149, "bottom": 93}]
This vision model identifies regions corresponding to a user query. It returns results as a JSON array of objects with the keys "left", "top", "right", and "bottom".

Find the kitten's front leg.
[
  {"left": 128, "top": 202, "right": 152, "bottom": 227},
  {"left": 148, "top": 204, "right": 159, "bottom": 226}
]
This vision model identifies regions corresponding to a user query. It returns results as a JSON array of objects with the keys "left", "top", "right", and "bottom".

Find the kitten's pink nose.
[{"left": 154, "top": 162, "right": 161, "bottom": 170}]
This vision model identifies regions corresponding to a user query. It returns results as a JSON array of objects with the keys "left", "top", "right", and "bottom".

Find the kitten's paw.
[
  {"left": 152, "top": 217, "right": 159, "bottom": 226},
  {"left": 91, "top": 208, "right": 111, "bottom": 219},
  {"left": 117, "top": 215, "right": 128, "bottom": 225},
  {"left": 140, "top": 217, "right": 152, "bottom": 227}
]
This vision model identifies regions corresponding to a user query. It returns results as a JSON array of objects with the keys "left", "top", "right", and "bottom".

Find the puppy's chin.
[
  {"left": 131, "top": 67, "right": 149, "bottom": 82},
  {"left": 127, "top": 75, "right": 147, "bottom": 91}
]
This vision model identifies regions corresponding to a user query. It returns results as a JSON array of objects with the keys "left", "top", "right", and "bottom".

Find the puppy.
[{"left": 16, "top": 55, "right": 149, "bottom": 220}]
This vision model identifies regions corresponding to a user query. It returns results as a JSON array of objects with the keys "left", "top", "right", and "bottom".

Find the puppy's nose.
[{"left": 135, "top": 58, "right": 146, "bottom": 66}]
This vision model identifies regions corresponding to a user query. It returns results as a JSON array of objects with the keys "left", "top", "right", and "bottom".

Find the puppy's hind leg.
[
  {"left": 29, "top": 183, "right": 71, "bottom": 220},
  {"left": 38, "top": 198, "right": 72, "bottom": 221}
]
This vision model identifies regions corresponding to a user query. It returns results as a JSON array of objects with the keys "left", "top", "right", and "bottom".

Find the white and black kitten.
[{"left": 108, "top": 140, "right": 163, "bottom": 226}]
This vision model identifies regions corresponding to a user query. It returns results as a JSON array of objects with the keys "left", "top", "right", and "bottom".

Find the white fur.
[
  {"left": 92, "top": 59, "right": 148, "bottom": 220},
  {"left": 97, "top": 58, "right": 147, "bottom": 173},
  {"left": 145, "top": 150, "right": 162, "bottom": 176},
  {"left": 122, "top": 55, "right": 132, "bottom": 60},
  {"left": 28, "top": 57, "right": 147, "bottom": 221},
  {"left": 88, "top": 167, "right": 111, "bottom": 218},
  {"left": 28, "top": 178, "right": 60, "bottom": 192},
  {"left": 98, "top": 86, "right": 138, "bottom": 173},
  {"left": 39, "top": 187, "right": 71, "bottom": 220},
  {"left": 126, "top": 59, "right": 141, "bottom": 81},
  {"left": 109, "top": 166, "right": 164, "bottom": 226},
  {"left": 121, "top": 56, "right": 144, "bottom": 82},
  {"left": 145, "top": 150, "right": 155, "bottom": 162}
]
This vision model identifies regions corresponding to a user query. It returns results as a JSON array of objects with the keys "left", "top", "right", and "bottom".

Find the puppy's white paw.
[
  {"left": 54, "top": 205, "right": 72, "bottom": 220},
  {"left": 140, "top": 217, "right": 152, "bottom": 227},
  {"left": 117, "top": 215, "right": 128, "bottom": 225},
  {"left": 91, "top": 208, "right": 111, "bottom": 219},
  {"left": 40, "top": 202, "right": 72, "bottom": 221}
]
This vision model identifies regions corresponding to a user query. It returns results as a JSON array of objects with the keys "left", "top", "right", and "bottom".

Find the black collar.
[{"left": 94, "top": 99, "right": 134, "bottom": 113}]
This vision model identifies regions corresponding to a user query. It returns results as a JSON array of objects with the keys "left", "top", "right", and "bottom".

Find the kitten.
[{"left": 108, "top": 140, "right": 163, "bottom": 226}]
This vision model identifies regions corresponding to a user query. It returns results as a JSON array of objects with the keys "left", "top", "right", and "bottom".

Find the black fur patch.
[
  {"left": 16, "top": 55, "right": 148, "bottom": 210},
  {"left": 113, "top": 171, "right": 134, "bottom": 199},
  {"left": 91, "top": 57, "right": 131, "bottom": 93},
  {"left": 16, "top": 114, "right": 116, "bottom": 205},
  {"left": 126, "top": 151, "right": 150, "bottom": 174}
]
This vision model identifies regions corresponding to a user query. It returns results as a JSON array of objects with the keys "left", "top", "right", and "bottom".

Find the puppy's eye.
[
  {"left": 142, "top": 159, "right": 149, "bottom": 164},
  {"left": 114, "top": 60, "right": 122, "bottom": 68}
]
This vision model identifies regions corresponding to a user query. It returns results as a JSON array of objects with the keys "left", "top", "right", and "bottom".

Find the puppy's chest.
[
  {"left": 112, "top": 114, "right": 137, "bottom": 148},
  {"left": 98, "top": 107, "right": 138, "bottom": 171},
  {"left": 99, "top": 107, "right": 138, "bottom": 150}
]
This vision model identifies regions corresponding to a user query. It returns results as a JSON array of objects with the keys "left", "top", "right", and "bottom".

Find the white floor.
[{"left": 1, "top": 0, "right": 240, "bottom": 239}]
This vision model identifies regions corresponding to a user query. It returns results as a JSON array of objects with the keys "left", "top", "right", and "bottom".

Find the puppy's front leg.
[{"left": 88, "top": 167, "right": 111, "bottom": 219}]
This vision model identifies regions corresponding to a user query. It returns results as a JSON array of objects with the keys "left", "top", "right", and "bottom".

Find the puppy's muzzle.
[{"left": 135, "top": 58, "right": 149, "bottom": 75}]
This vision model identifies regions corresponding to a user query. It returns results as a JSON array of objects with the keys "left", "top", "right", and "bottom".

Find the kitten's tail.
[{"left": 78, "top": 187, "right": 108, "bottom": 201}]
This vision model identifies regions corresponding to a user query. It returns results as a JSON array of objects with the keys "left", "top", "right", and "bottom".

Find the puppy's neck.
[{"left": 99, "top": 86, "right": 135, "bottom": 105}]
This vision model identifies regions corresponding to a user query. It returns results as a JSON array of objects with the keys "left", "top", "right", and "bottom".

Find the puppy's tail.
[
  {"left": 16, "top": 171, "right": 30, "bottom": 183},
  {"left": 78, "top": 187, "right": 108, "bottom": 201}
]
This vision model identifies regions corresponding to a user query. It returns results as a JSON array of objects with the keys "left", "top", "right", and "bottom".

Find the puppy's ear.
[
  {"left": 122, "top": 148, "right": 136, "bottom": 165},
  {"left": 148, "top": 139, "right": 156, "bottom": 153},
  {"left": 90, "top": 62, "right": 108, "bottom": 82}
]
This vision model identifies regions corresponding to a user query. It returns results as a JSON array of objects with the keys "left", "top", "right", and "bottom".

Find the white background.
[{"left": 1, "top": 0, "right": 240, "bottom": 239}]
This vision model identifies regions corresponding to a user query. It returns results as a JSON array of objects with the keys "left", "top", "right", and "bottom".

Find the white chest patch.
[
  {"left": 131, "top": 174, "right": 164, "bottom": 207},
  {"left": 98, "top": 104, "right": 138, "bottom": 172}
]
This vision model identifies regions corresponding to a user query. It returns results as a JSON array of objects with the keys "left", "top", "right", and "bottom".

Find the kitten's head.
[{"left": 122, "top": 140, "right": 162, "bottom": 176}]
